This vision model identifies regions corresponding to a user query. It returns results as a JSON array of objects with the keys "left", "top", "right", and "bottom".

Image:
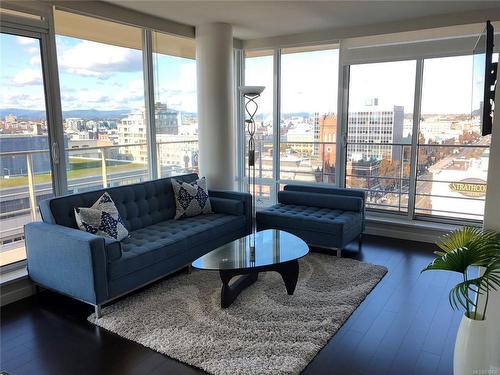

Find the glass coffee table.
[{"left": 192, "top": 229, "right": 309, "bottom": 308}]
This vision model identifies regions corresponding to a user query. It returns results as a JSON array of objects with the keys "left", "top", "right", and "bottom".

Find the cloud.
[
  {"left": 12, "top": 68, "right": 43, "bottom": 85},
  {"left": 30, "top": 55, "right": 41, "bottom": 66},
  {"left": 155, "top": 63, "right": 197, "bottom": 112},
  {"left": 16, "top": 36, "right": 36, "bottom": 46},
  {"left": 76, "top": 90, "right": 110, "bottom": 103},
  {"left": 25, "top": 47, "right": 39, "bottom": 55},
  {"left": 61, "top": 85, "right": 144, "bottom": 111},
  {"left": 57, "top": 40, "right": 142, "bottom": 78},
  {"left": 2, "top": 92, "right": 45, "bottom": 108}
]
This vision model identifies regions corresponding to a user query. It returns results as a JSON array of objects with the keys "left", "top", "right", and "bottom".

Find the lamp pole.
[{"left": 239, "top": 86, "right": 265, "bottom": 251}]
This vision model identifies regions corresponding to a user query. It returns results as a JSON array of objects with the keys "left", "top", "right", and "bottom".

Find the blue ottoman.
[{"left": 256, "top": 185, "right": 365, "bottom": 256}]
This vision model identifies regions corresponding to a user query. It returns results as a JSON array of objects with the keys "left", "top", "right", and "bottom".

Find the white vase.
[{"left": 454, "top": 313, "right": 490, "bottom": 375}]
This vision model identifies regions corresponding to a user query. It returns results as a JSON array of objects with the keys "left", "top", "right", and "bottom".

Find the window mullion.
[
  {"left": 338, "top": 64, "right": 350, "bottom": 187},
  {"left": 142, "top": 29, "right": 158, "bottom": 180},
  {"left": 42, "top": 10, "right": 67, "bottom": 195},
  {"left": 408, "top": 59, "right": 424, "bottom": 220},
  {"left": 234, "top": 48, "right": 245, "bottom": 191},
  {"left": 273, "top": 48, "right": 281, "bottom": 203}
]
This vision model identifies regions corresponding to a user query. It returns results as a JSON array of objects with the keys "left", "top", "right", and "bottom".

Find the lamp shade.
[{"left": 239, "top": 86, "right": 265, "bottom": 96}]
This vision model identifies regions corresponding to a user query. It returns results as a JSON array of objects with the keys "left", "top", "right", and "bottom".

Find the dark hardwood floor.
[{"left": 1, "top": 235, "right": 462, "bottom": 375}]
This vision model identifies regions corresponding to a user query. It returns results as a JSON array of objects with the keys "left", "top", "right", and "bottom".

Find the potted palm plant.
[{"left": 422, "top": 226, "right": 500, "bottom": 375}]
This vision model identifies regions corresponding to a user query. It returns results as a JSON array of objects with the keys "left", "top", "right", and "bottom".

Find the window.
[
  {"left": 240, "top": 46, "right": 339, "bottom": 206},
  {"left": 346, "top": 60, "right": 415, "bottom": 213},
  {"left": 152, "top": 31, "right": 198, "bottom": 178},
  {"left": 0, "top": 32, "right": 53, "bottom": 266},
  {"left": 415, "top": 55, "right": 490, "bottom": 221},
  {"left": 280, "top": 46, "right": 339, "bottom": 184},
  {"left": 55, "top": 10, "right": 148, "bottom": 193}
]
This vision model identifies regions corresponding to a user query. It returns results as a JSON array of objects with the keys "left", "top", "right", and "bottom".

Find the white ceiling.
[{"left": 107, "top": 1, "right": 500, "bottom": 40}]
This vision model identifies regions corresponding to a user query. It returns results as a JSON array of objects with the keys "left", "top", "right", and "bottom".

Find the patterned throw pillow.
[
  {"left": 74, "top": 192, "right": 129, "bottom": 241},
  {"left": 171, "top": 177, "right": 213, "bottom": 220}
]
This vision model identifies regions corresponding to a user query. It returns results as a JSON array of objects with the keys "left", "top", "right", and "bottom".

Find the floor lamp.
[{"left": 239, "top": 85, "right": 265, "bottom": 249}]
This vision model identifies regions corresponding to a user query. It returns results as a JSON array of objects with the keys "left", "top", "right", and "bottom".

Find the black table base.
[{"left": 219, "top": 259, "right": 299, "bottom": 308}]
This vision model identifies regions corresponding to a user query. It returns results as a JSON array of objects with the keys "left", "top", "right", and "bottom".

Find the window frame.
[
  {"left": 240, "top": 36, "right": 491, "bottom": 225},
  {"left": 0, "top": 5, "right": 198, "bottom": 271},
  {"left": 0, "top": 11, "right": 66, "bottom": 271}
]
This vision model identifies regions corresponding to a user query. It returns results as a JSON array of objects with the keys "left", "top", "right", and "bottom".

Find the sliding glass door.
[
  {"left": 346, "top": 60, "right": 416, "bottom": 214},
  {"left": 0, "top": 31, "right": 56, "bottom": 267},
  {"left": 415, "top": 55, "right": 490, "bottom": 221}
]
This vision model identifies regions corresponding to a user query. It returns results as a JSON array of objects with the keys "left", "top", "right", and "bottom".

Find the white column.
[
  {"left": 482, "top": 68, "right": 500, "bottom": 370},
  {"left": 196, "top": 23, "right": 234, "bottom": 190}
]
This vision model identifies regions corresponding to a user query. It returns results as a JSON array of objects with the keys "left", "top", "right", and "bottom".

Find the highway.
[{"left": 0, "top": 169, "right": 148, "bottom": 203}]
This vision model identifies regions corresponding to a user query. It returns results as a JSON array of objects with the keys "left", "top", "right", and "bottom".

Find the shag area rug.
[{"left": 90, "top": 253, "right": 387, "bottom": 375}]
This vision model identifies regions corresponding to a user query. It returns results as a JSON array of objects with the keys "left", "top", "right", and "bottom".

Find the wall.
[{"left": 483, "top": 68, "right": 500, "bottom": 369}]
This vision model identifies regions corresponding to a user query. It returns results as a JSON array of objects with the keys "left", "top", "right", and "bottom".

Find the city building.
[
  {"left": 347, "top": 104, "right": 404, "bottom": 162},
  {"left": 118, "top": 110, "right": 148, "bottom": 163},
  {"left": 155, "top": 102, "right": 180, "bottom": 135},
  {"left": 318, "top": 113, "right": 337, "bottom": 167},
  {"left": 0, "top": 135, "right": 51, "bottom": 176}
]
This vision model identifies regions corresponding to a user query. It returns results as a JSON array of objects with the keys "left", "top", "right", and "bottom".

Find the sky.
[
  {"left": 0, "top": 33, "right": 197, "bottom": 114},
  {"left": 0, "top": 32, "right": 485, "bottom": 117},
  {"left": 247, "top": 50, "right": 481, "bottom": 116}
]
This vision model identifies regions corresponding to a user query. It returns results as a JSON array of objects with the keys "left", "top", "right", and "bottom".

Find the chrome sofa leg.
[
  {"left": 186, "top": 264, "right": 192, "bottom": 274},
  {"left": 95, "top": 304, "right": 102, "bottom": 319},
  {"left": 336, "top": 248, "right": 342, "bottom": 257}
]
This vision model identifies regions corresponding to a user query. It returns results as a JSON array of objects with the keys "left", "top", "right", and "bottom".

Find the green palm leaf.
[
  {"left": 448, "top": 265, "right": 500, "bottom": 311},
  {"left": 423, "top": 227, "right": 500, "bottom": 274},
  {"left": 422, "top": 226, "right": 500, "bottom": 319}
]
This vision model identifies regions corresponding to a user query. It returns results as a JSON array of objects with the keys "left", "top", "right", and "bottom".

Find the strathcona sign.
[{"left": 449, "top": 178, "right": 487, "bottom": 198}]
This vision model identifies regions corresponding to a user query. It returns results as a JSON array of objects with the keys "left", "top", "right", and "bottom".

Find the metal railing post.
[
  {"left": 156, "top": 143, "right": 162, "bottom": 178},
  {"left": 100, "top": 148, "right": 108, "bottom": 188},
  {"left": 26, "top": 153, "right": 38, "bottom": 221}
]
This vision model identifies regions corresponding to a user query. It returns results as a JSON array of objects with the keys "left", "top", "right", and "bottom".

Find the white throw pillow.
[
  {"left": 74, "top": 192, "right": 129, "bottom": 241},
  {"left": 171, "top": 177, "right": 213, "bottom": 220}
]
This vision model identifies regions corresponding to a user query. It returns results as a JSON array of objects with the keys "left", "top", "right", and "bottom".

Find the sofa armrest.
[
  {"left": 208, "top": 190, "right": 252, "bottom": 233},
  {"left": 210, "top": 197, "right": 244, "bottom": 216},
  {"left": 24, "top": 222, "right": 110, "bottom": 305}
]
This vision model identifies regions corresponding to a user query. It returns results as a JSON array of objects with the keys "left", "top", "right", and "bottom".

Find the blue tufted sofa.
[
  {"left": 256, "top": 185, "right": 365, "bottom": 256},
  {"left": 24, "top": 173, "right": 251, "bottom": 317}
]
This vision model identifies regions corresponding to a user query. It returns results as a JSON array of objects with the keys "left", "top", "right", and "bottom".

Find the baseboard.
[
  {"left": 365, "top": 219, "right": 454, "bottom": 244},
  {"left": 0, "top": 277, "right": 36, "bottom": 306}
]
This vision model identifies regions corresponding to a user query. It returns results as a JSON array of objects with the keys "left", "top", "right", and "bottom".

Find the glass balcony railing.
[
  {"left": 0, "top": 140, "right": 198, "bottom": 267},
  {"left": 345, "top": 142, "right": 411, "bottom": 214},
  {"left": 345, "top": 141, "right": 489, "bottom": 221},
  {"left": 279, "top": 141, "right": 336, "bottom": 184}
]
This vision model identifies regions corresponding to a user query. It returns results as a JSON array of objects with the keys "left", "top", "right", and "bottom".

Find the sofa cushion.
[
  {"left": 278, "top": 191, "right": 363, "bottom": 212},
  {"left": 171, "top": 177, "right": 213, "bottom": 219},
  {"left": 108, "top": 213, "right": 246, "bottom": 280},
  {"left": 40, "top": 173, "right": 198, "bottom": 230},
  {"left": 257, "top": 204, "right": 363, "bottom": 243},
  {"left": 284, "top": 185, "right": 366, "bottom": 200},
  {"left": 75, "top": 192, "right": 129, "bottom": 241}
]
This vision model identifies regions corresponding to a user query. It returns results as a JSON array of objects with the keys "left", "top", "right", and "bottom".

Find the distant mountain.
[
  {"left": 0, "top": 108, "right": 131, "bottom": 120},
  {"left": 63, "top": 109, "right": 130, "bottom": 119},
  {"left": 0, "top": 108, "right": 46, "bottom": 120}
]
